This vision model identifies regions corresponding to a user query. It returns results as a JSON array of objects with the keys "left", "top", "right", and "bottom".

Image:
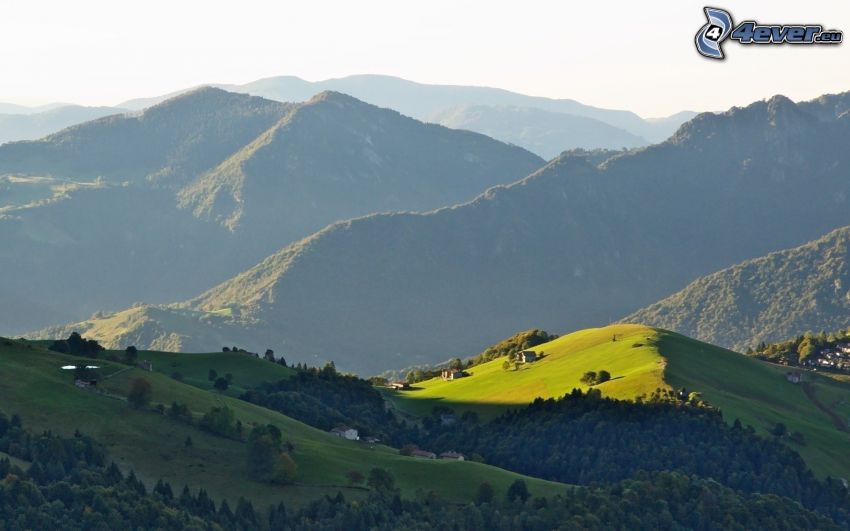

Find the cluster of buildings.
[
  {"left": 410, "top": 449, "right": 465, "bottom": 460},
  {"left": 802, "top": 343, "right": 850, "bottom": 371},
  {"left": 328, "top": 426, "right": 381, "bottom": 445}
]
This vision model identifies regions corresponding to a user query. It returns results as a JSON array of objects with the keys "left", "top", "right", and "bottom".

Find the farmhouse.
[
  {"left": 518, "top": 350, "right": 537, "bottom": 363},
  {"left": 440, "top": 451, "right": 465, "bottom": 461},
  {"left": 389, "top": 381, "right": 411, "bottom": 390},
  {"left": 410, "top": 449, "right": 437, "bottom": 459},
  {"left": 786, "top": 372, "right": 802, "bottom": 384},
  {"left": 330, "top": 426, "right": 359, "bottom": 441},
  {"left": 441, "top": 368, "right": 465, "bottom": 380}
]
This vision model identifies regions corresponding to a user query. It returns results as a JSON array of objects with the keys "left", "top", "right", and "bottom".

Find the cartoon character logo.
[{"left": 695, "top": 7, "right": 733, "bottom": 59}]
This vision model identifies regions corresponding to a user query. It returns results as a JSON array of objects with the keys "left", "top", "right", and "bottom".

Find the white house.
[
  {"left": 330, "top": 426, "right": 359, "bottom": 441},
  {"left": 518, "top": 350, "right": 538, "bottom": 363}
]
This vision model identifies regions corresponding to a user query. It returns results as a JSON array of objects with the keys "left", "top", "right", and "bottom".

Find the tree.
[
  {"left": 208, "top": 369, "right": 218, "bottom": 381},
  {"left": 367, "top": 468, "right": 395, "bottom": 492},
  {"left": 771, "top": 422, "right": 787, "bottom": 437},
  {"left": 347, "top": 470, "right": 365, "bottom": 485},
  {"left": 214, "top": 377, "right": 230, "bottom": 392},
  {"left": 597, "top": 370, "right": 611, "bottom": 383},
  {"left": 580, "top": 371, "right": 598, "bottom": 385},
  {"left": 247, "top": 425, "right": 281, "bottom": 481},
  {"left": 476, "top": 481, "right": 495, "bottom": 504},
  {"left": 507, "top": 479, "right": 530, "bottom": 503},
  {"left": 123, "top": 346, "right": 138, "bottom": 365},
  {"left": 272, "top": 453, "right": 298, "bottom": 484},
  {"left": 399, "top": 444, "right": 418, "bottom": 456},
  {"left": 797, "top": 339, "right": 817, "bottom": 364},
  {"left": 502, "top": 360, "right": 511, "bottom": 371},
  {"left": 127, "top": 377, "right": 152, "bottom": 409},
  {"left": 200, "top": 406, "right": 236, "bottom": 438},
  {"left": 264, "top": 349, "right": 275, "bottom": 361}
]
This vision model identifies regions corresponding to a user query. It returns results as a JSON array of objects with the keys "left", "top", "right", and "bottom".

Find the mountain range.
[
  {"left": 120, "top": 74, "right": 695, "bottom": 146},
  {"left": 0, "top": 105, "right": 125, "bottom": 145},
  {"left": 1, "top": 88, "right": 542, "bottom": 333},
  {"left": 624, "top": 226, "right": 850, "bottom": 351},
  {"left": 31, "top": 91, "right": 850, "bottom": 374},
  {"left": 0, "top": 75, "right": 695, "bottom": 158},
  {"left": 430, "top": 104, "right": 646, "bottom": 159}
]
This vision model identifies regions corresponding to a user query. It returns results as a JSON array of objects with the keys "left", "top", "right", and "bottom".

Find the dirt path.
[{"left": 801, "top": 382, "right": 849, "bottom": 432}]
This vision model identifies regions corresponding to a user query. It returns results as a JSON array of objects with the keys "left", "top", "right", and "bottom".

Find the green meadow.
[
  {"left": 387, "top": 324, "right": 850, "bottom": 480},
  {"left": 116, "top": 348, "right": 295, "bottom": 395},
  {"left": 0, "top": 338, "right": 564, "bottom": 508}
]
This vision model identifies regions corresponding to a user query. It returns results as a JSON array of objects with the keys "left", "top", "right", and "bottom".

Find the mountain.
[
  {"left": 430, "top": 104, "right": 647, "bottom": 159},
  {"left": 2, "top": 89, "right": 544, "bottom": 333},
  {"left": 36, "top": 91, "right": 850, "bottom": 375},
  {"left": 624, "top": 226, "right": 850, "bottom": 351},
  {"left": 0, "top": 87, "right": 291, "bottom": 186},
  {"left": 120, "top": 74, "right": 692, "bottom": 142},
  {"left": 176, "top": 91, "right": 544, "bottom": 249},
  {"left": 387, "top": 323, "right": 850, "bottom": 480},
  {"left": 0, "top": 105, "right": 126, "bottom": 145}
]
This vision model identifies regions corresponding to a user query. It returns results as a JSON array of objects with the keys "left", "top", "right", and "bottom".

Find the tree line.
[{"left": 0, "top": 410, "right": 839, "bottom": 530}]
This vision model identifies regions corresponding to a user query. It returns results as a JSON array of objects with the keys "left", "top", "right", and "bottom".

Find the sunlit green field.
[
  {"left": 387, "top": 324, "right": 663, "bottom": 419},
  {"left": 387, "top": 324, "right": 850, "bottom": 480}
]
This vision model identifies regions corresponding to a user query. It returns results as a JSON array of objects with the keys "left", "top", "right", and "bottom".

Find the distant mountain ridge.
[
  {"left": 0, "top": 87, "right": 291, "bottom": 186},
  {"left": 431, "top": 104, "right": 646, "bottom": 159},
  {"left": 119, "top": 74, "right": 695, "bottom": 142},
  {"left": 32, "top": 91, "right": 850, "bottom": 374},
  {"left": 623, "top": 226, "right": 850, "bottom": 351},
  {"left": 0, "top": 105, "right": 126, "bottom": 145}
]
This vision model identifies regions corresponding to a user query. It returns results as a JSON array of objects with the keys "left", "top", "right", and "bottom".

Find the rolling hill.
[
  {"left": 0, "top": 337, "right": 563, "bottom": 508},
  {"left": 387, "top": 324, "right": 850, "bottom": 480},
  {"left": 431, "top": 104, "right": 647, "bottom": 159},
  {"left": 2, "top": 89, "right": 543, "bottom": 334},
  {"left": 624, "top": 226, "right": 850, "bottom": 351},
  {"left": 35, "top": 91, "right": 850, "bottom": 374}
]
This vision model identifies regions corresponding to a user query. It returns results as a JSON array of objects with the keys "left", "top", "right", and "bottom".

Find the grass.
[
  {"left": 0, "top": 338, "right": 565, "bottom": 508},
  {"left": 387, "top": 324, "right": 663, "bottom": 419},
  {"left": 387, "top": 324, "right": 850, "bottom": 480},
  {"left": 659, "top": 330, "right": 850, "bottom": 480},
  {"left": 111, "top": 348, "right": 295, "bottom": 396}
]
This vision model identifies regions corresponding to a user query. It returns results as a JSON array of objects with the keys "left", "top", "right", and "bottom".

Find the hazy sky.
[{"left": 2, "top": 0, "right": 848, "bottom": 117}]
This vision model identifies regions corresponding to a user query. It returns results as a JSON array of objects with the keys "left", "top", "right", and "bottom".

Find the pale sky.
[{"left": 1, "top": 0, "right": 848, "bottom": 117}]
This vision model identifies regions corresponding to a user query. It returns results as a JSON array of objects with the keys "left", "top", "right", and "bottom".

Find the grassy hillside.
[
  {"left": 124, "top": 348, "right": 295, "bottom": 395},
  {"left": 387, "top": 324, "right": 850, "bottom": 480},
  {"left": 0, "top": 338, "right": 563, "bottom": 508}
]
